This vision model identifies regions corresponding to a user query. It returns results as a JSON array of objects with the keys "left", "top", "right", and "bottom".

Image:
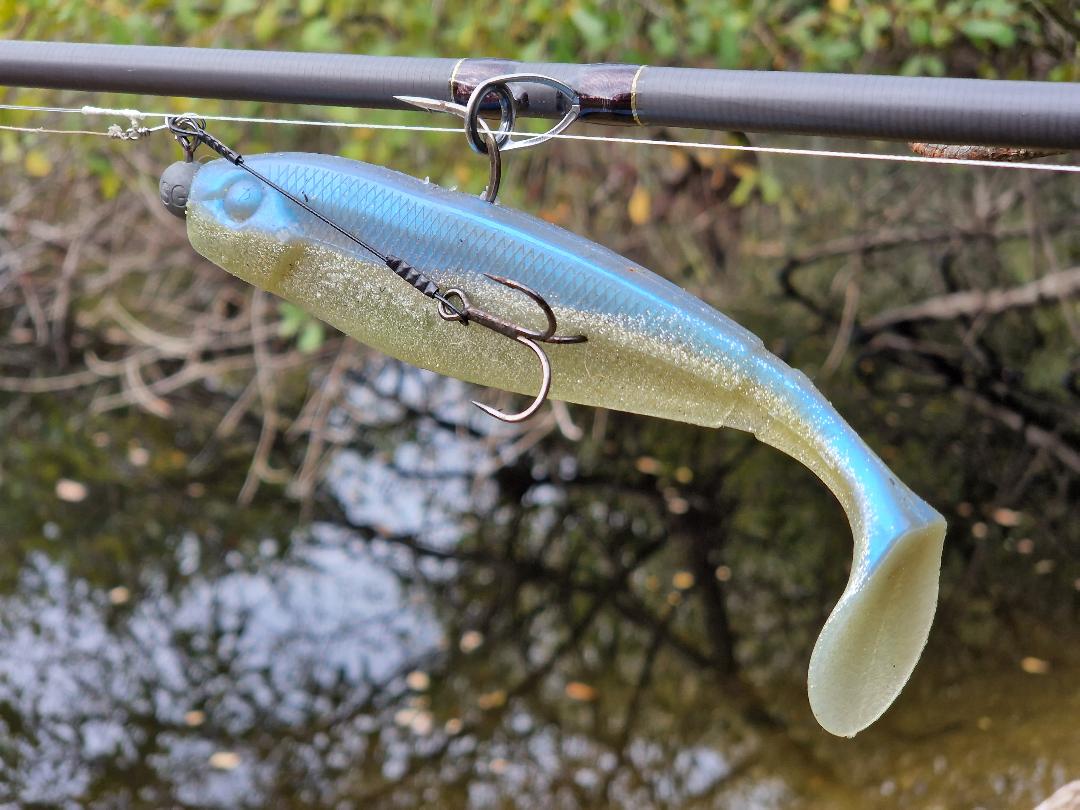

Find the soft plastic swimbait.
[{"left": 182, "top": 151, "right": 946, "bottom": 737}]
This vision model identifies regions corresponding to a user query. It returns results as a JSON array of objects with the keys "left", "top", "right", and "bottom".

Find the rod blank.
[
  {"left": 0, "top": 41, "right": 458, "bottom": 110},
  {"left": 1, "top": 40, "right": 1079, "bottom": 150}
]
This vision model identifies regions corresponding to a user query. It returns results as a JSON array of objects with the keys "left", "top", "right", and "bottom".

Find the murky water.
[{"left": 0, "top": 362, "right": 1076, "bottom": 809}]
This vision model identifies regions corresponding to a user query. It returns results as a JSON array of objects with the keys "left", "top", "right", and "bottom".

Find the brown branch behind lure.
[{"left": 908, "top": 142, "right": 1064, "bottom": 161}]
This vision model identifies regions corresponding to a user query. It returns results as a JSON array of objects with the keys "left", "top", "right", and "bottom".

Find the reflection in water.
[
  {"left": 0, "top": 534, "right": 442, "bottom": 806},
  {"left": 0, "top": 361, "right": 1077, "bottom": 808}
]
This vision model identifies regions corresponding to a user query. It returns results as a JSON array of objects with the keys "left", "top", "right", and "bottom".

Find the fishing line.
[
  {"left": 1, "top": 102, "right": 1079, "bottom": 173},
  {"left": 0, "top": 123, "right": 115, "bottom": 137},
  {"left": 0, "top": 103, "right": 463, "bottom": 135}
]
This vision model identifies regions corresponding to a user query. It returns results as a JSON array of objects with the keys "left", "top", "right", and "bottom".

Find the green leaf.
[
  {"left": 569, "top": 7, "right": 605, "bottom": 46},
  {"left": 300, "top": 17, "right": 344, "bottom": 52},
  {"left": 716, "top": 27, "right": 742, "bottom": 68},
  {"left": 961, "top": 18, "right": 1016, "bottom": 47},
  {"left": 907, "top": 17, "right": 930, "bottom": 46},
  {"left": 860, "top": 18, "right": 881, "bottom": 51},
  {"left": 222, "top": 0, "right": 258, "bottom": 18},
  {"left": 930, "top": 21, "right": 954, "bottom": 47},
  {"left": 729, "top": 173, "right": 757, "bottom": 207},
  {"left": 278, "top": 302, "right": 305, "bottom": 338},
  {"left": 648, "top": 18, "right": 679, "bottom": 58},
  {"left": 867, "top": 6, "right": 891, "bottom": 27},
  {"left": 297, "top": 320, "right": 326, "bottom": 354},
  {"left": 252, "top": 5, "right": 279, "bottom": 42},
  {"left": 759, "top": 172, "right": 783, "bottom": 205}
]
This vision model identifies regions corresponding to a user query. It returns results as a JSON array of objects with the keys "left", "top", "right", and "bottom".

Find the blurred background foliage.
[
  {"left": 1, "top": 1, "right": 1079, "bottom": 808},
  {"left": 4, "top": 0, "right": 1078, "bottom": 77}
]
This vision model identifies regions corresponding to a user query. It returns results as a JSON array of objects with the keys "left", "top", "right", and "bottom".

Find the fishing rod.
[{"left": 2, "top": 40, "right": 1080, "bottom": 150}]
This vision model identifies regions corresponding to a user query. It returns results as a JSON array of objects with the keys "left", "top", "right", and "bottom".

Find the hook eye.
[
  {"left": 463, "top": 81, "right": 517, "bottom": 155},
  {"left": 167, "top": 114, "right": 208, "bottom": 161},
  {"left": 464, "top": 73, "right": 582, "bottom": 155}
]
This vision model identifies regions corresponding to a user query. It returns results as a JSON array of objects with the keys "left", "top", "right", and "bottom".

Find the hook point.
[
  {"left": 471, "top": 335, "right": 552, "bottom": 423},
  {"left": 395, "top": 96, "right": 467, "bottom": 116}
]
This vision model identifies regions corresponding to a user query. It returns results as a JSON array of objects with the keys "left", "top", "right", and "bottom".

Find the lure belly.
[{"left": 185, "top": 152, "right": 946, "bottom": 737}]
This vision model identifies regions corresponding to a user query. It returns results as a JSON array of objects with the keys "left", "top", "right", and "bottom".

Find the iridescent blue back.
[{"left": 250, "top": 153, "right": 763, "bottom": 354}]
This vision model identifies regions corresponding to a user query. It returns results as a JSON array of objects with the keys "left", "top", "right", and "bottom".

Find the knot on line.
[
  {"left": 106, "top": 122, "right": 151, "bottom": 140},
  {"left": 81, "top": 106, "right": 152, "bottom": 141}
]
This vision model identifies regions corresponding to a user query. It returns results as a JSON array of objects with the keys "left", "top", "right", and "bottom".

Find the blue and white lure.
[{"left": 163, "top": 78, "right": 946, "bottom": 737}]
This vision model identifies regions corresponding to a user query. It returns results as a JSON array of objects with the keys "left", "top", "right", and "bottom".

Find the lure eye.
[{"left": 222, "top": 178, "right": 263, "bottom": 222}]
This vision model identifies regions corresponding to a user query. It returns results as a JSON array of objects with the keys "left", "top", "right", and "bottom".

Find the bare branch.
[
  {"left": 864, "top": 266, "right": 1080, "bottom": 332},
  {"left": 959, "top": 389, "right": 1080, "bottom": 474},
  {"left": 909, "top": 142, "right": 1064, "bottom": 162}
]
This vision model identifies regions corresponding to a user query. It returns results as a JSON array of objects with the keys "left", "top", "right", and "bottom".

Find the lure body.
[{"left": 186, "top": 153, "right": 946, "bottom": 737}]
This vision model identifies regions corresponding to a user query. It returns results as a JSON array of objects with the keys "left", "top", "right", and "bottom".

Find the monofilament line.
[{"left": 1, "top": 102, "right": 1078, "bottom": 173}]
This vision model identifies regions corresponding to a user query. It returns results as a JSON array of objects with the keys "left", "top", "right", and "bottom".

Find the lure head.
[
  {"left": 183, "top": 156, "right": 307, "bottom": 292},
  {"left": 185, "top": 157, "right": 294, "bottom": 233}
]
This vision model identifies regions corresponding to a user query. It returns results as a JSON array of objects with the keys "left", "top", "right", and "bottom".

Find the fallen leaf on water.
[
  {"left": 477, "top": 690, "right": 507, "bottom": 710},
  {"left": 1020, "top": 657, "right": 1050, "bottom": 675},
  {"left": 409, "top": 710, "right": 433, "bottom": 735},
  {"left": 394, "top": 708, "right": 418, "bottom": 727},
  {"left": 185, "top": 711, "right": 205, "bottom": 727},
  {"left": 128, "top": 445, "right": 150, "bottom": 467},
  {"left": 634, "top": 456, "right": 661, "bottom": 475},
  {"left": 209, "top": 751, "right": 240, "bottom": 770},
  {"left": 992, "top": 507, "right": 1022, "bottom": 527},
  {"left": 55, "top": 479, "right": 88, "bottom": 503},
  {"left": 672, "top": 571, "right": 695, "bottom": 590},
  {"left": 459, "top": 630, "right": 484, "bottom": 653},
  {"left": 564, "top": 681, "right": 597, "bottom": 702},
  {"left": 665, "top": 495, "right": 689, "bottom": 515}
]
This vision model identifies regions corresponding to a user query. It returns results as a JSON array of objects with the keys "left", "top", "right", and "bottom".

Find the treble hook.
[
  {"left": 396, "top": 72, "right": 581, "bottom": 203},
  {"left": 397, "top": 78, "right": 588, "bottom": 421},
  {"left": 436, "top": 274, "right": 586, "bottom": 423}
]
